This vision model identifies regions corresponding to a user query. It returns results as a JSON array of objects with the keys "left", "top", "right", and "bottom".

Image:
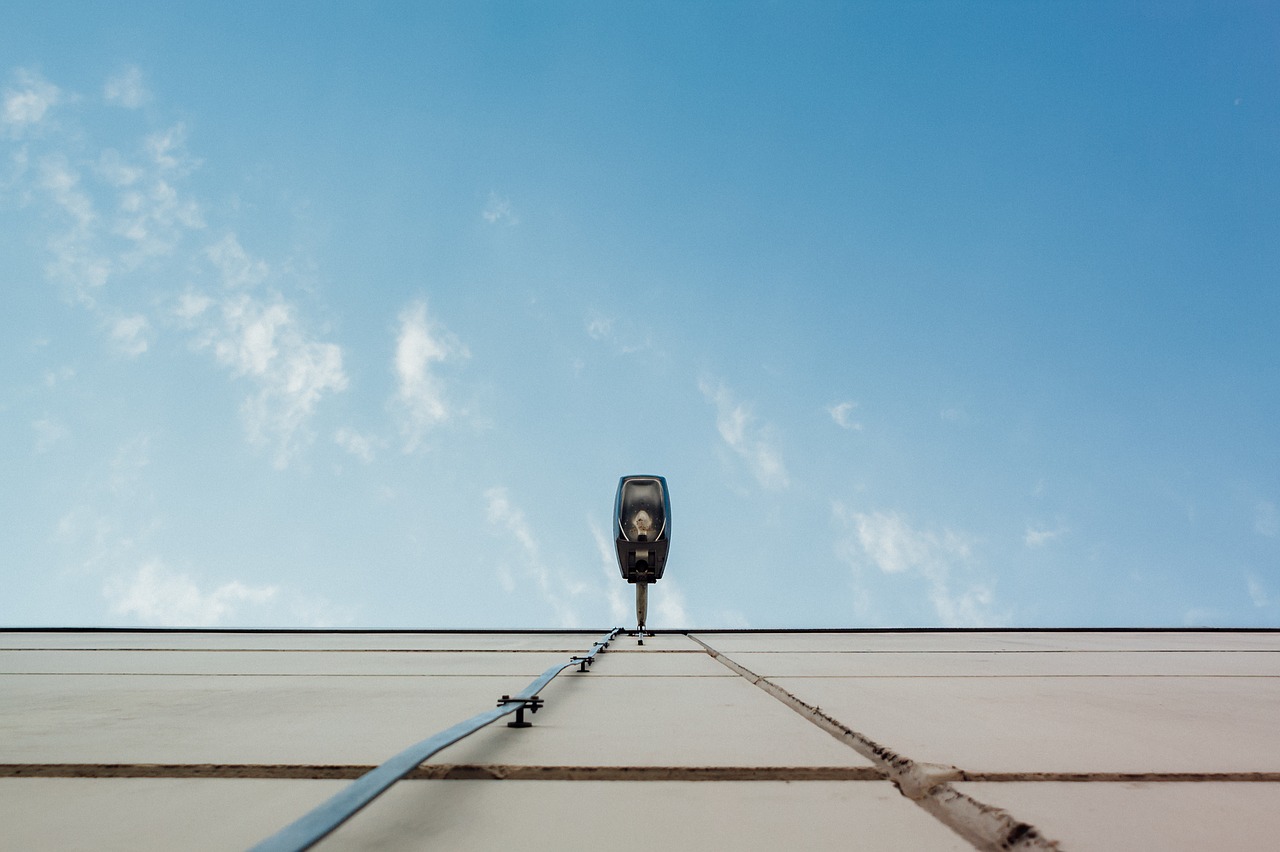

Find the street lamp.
[{"left": 614, "top": 475, "right": 670, "bottom": 638}]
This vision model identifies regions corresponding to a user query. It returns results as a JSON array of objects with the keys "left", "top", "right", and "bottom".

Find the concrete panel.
[
  {"left": 0, "top": 632, "right": 627, "bottom": 652},
  {"left": 599, "top": 632, "right": 706, "bottom": 652},
  {"left": 0, "top": 778, "right": 971, "bottom": 852},
  {"left": 726, "top": 650, "right": 1280, "bottom": 678},
  {"left": 434, "top": 672, "right": 872, "bottom": 769},
  {"left": 953, "top": 781, "right": 1280, "bottom": 851},
  {"left": 771, "top": 675, "right": 1280, "bottom": 773},
  {"left": 0, "top": 671, "right": 868, "bottom": 767},
  {"left": 695, "top": 631, "right": 1280, "bottom": 653},
  {"left": 0, "top": 648, "right": 727, "bottom": 677},
  {"left": 0, "top": 650, "right": 568, "bottom": 677}
]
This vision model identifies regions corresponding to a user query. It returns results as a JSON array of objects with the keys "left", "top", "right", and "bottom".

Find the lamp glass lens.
[{"left": 619, "top": 479, "right": 666, "bottom": 541}]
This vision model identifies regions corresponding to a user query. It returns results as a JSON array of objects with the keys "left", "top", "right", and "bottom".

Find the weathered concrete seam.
[
  {"left": 0, "top": 763, "right": 884, "bottom": 782},
  {"left": 690, "top": 634, "right": 1061, "bottom": 852},
  {"left": 6, "top": 763, "right": 1279, "bottom": 784}
]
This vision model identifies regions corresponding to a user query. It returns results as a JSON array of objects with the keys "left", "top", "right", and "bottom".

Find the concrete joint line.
[
  {"left": 0, "top": 763, "right": 885, "bottom": 782},
  {"left": 688, "top": 635, "right": 1061, "bottom": 852}
]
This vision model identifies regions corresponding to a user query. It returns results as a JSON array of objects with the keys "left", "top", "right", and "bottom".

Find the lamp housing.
[{"left": 614, "top": 475, "right": 671, "bottom": 584}]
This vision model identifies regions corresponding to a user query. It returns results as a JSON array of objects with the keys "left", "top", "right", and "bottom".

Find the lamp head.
[{"left": 614, "top": 475, "right": 671, "bottom": 584}]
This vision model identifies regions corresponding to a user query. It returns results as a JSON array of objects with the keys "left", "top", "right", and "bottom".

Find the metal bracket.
[
  {"left": 570, "top": 655, "right": 594, "bottom": 672},
  {"left": 498, "top": 694, "right": 544, "bottom": 728}
]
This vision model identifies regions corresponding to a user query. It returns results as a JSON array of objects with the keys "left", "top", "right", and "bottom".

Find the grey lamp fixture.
[{"left": 614, "top": 475, "right": 671, "bottom": 637}]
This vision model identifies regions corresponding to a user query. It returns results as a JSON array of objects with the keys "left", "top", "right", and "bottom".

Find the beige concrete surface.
[
  {"left": 0, "top": 671, "right": 869, "bottom": 767},
  {"left": 0, "top": 650, "right": 570, "bottom": 677},
  {"left": 694, "top": 631, "right": 1280, "bottom": 653},
  {"left": 0, "top": 631, "right": 638, "bottom": 652},
  {"left": 0, "top": 778, "right": 972, "bottom": 852},
  {"left": 953, "top": 781, "right": 1280, "bottom": 851},
  {"left": 9, "top": 630, "right": 1280, "bottom": 851},
  {"left": 0, "top": 648, "right": 726, "bottom": 677},
  {"left": 770, "top": 674, "right": 1280, "bottom": 773},
  {"left": 725, "top": 650, "right": 1280, "bottom": 678}
]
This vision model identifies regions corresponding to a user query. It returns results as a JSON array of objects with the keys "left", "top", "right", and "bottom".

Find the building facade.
[{"left": 2, "top": 628, "right": 1279, "bottom": 850}]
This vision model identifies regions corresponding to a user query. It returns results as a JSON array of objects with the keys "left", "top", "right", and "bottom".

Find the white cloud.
[
  {"left": 1247, "top": 575, "right": 1269, "bottom": 609},
  {"left": 1024, "top": 524, "right": 1066, "bottom": 548},
  {"left": 174, "top": 291, "right": 213, "bottom": 320},
  {"left": 43, "top": 365, "right": 76, "bottom": 387},
  {"left": 105, "top": 560, "right": 278, "bottom": 626},
  {"left": 334, "top": 427, "right": 377, "bottom": 463},
  {"left": 165, "top": 234, "right": 349, "bottom": 468},
  {"left": 32, "top": 416, "right": 68, "bottom": 452},
  {"left": 845, "top": 510, "right": 973, "bottom": 575},
  {"left": 651, "top": 578, "right": 689, "bottom": 628},
  {"left": 37, "top": 155, "right": 110, "bottom": 305},
  {"left": 104, "top": 66, "right": 148, "bottom": 109},
  {"left": 20, "top": 98, "right": 202, "bottom": 310},
  {"left": 3, "top": 69, "right": 60, "bottom": 130},
  {"left": 828, "top": 401, "right": 862, "bottom": 431},
  {"left": 699, "top": 378, "right": 789, "bottom": 490},
  {"left": 97, "top": 149, "right": 143, "bottom": 187},
  {"left": 584, "top": 310, "right": 655, "bottom": 355},
  {"left": 481, "top": 191, "right": 517, "bottom": 224},
  {"left": 486, "top": 487, "right": 580, "bottom": 626},
  {"left": 1182, "top": 607, "right": 1222, "bottom": 627},
  {"left": 109, "top": 314, "right": 150, "bottom": 357},
  {"left": 205, "top": 232, "right": 265, "bottom": 289},
  {"left": 7, "top": 76, "right": 333, "bottom": 467},
  {"left": 393, "top": 300, "right": 468, "bottom": 452},
  {"left": 834, "top": 504, "right": 1001, "bottom": 627},
  {"left": 1255, "top": 501, "right": 1279, "bottom": 537},
  {"left": 111, "top": 129, "right": 204, "bottom": 260},
  {"left": 586, "top": 312, "right": 613, "bottom": 341},
  {"left": 190, "top": 288, "right": 347, "bottom": 468},
  {"left": 145, "top": 123, "right": 198, "bottom": 175},
  {"left": 940, "top": 407, "right": 968, "bottom": 423},
  {"left": 591, "top": 517, "right": 631, "bottom": 625}
]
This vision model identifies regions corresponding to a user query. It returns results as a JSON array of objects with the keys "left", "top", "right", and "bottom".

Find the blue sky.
[{"left": 2, "top": 2, "right": 1278, "bottom": 629}]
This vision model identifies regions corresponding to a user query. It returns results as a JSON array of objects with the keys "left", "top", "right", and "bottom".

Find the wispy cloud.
[
  {"left": 485, "top": 487, "right": 584, "bottom": 626},
  {"left": 334, "top": 427, "right": 378, "bottom": 463},
  {"left": 651, "top": 578, "right": 689, "bottom": 628},
  {"left": 828, "top": 401, "right": 862, "bottom": 431},
  {"left": 32, "top": 416, "right": 68, "bottom": 453},
  {"left": 699, "top": 378, "right": 788, "bottom": 490},
  {"left": 1247, "top": 575, "right": 1269, "bottom": 608},
  {"left": 1024, "top": 524, "right": 1067, "bottom": 548},
  {"left": 834, "top": 504, "right": 1002, "bottom": 627},
  {"left": 2, "top": 69, "right": 60, "bottom": 132},
  {"left": 186, "top": 259, "right": 348, "bottom": 468},
  {"left": 103, "top": 66, "right": 148, "bottom": 109},
  {"left": 481, "top": 191, "right": 517, "bottom": 225},
  {"left": 37, "top": 155, "right": 109, "bottom": 305},
  {"left": 585, "top": 312, "right": 613, "bottom": 341},
  {"left": 50, "top": 434, "right": 351, "bottom": 626},
  {"left": 109, "top": 314, "right": 150, "bottom": 357},
  {"left": 105, "top": 559, "right": 278, "bottom": 626},
  {"left": 584, "top": 310, "right": 654, "bottom": 355},
  {"left": 9, "top": 68, "right": 342, "bottom": 469},
  {"left": 205, "top": 231, "right": 265, "bottom": 290},
  {"left": 590, "top": 517, "right": 631, "bottom": 625},
  {"left": 393, "top": 300, "right": 468, "bottom": 452}
]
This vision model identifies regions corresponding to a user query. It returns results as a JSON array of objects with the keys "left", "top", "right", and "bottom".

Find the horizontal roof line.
[{"left": 4, "top": 627, "right": 1280, "bottom": 635}]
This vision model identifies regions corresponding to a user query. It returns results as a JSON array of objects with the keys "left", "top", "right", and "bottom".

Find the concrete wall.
[{"left": 2, "top": 629, "right": 1278, "bottom": 850}]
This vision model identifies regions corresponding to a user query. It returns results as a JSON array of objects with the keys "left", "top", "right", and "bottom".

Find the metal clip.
[{"left": 497, "top": 694, "right": 544, "bottom": 728}]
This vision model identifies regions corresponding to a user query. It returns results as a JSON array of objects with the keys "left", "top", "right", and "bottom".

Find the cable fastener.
[{"left": 497, "top": 694, "right": 544, "bottom": 728}]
